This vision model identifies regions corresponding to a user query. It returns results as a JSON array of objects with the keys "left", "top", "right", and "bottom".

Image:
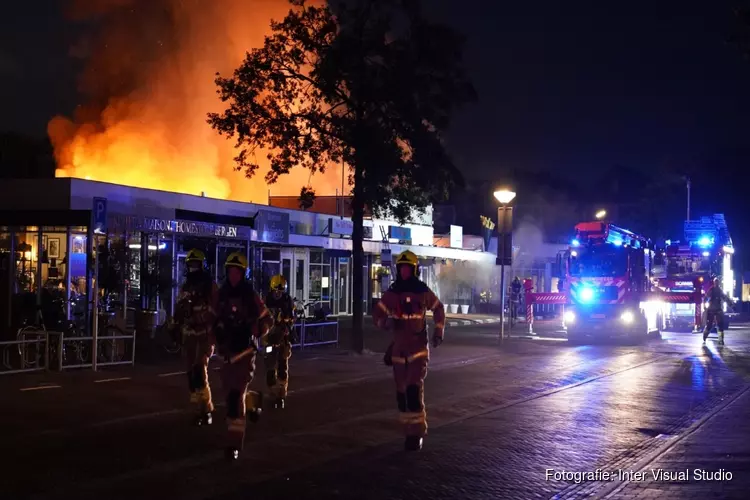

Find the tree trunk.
[{"left": 350, "top": 166, "right": 365, "bottom": 354}]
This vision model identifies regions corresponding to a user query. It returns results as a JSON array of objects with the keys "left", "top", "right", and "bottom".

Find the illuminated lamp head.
[
  {"left": 702, "top": 251, "right": 710, "bottom": 257},
  {"left": 571, "top": 239, "right": 580, "bottom": 247}
]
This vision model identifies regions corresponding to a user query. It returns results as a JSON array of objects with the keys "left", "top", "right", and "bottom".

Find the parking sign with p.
[{"left": 93, "top": 197, "right": 107, "bottom": 234}]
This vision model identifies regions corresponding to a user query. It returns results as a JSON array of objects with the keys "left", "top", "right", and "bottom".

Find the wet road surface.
[{"left": 1, "top": 324, "right": 749, "bottom": 499}]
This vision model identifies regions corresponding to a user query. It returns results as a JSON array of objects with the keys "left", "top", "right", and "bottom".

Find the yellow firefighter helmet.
[
  {"left": 270, "top": 274, "right": 288, "bottom": 291},
  {"left": 185, "top": 248, "right": 206, "bottom": 263},
  {"left": 224, "top": 251, "right": 248, "bottom": 270},
  {"left": 396, "top": 250, "right": 419, "bottom": 276}
]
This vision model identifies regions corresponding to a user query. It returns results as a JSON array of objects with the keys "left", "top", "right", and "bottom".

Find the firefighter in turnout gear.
[
  {"left": 214, "top": 252, "right": 273, "bottom": 460},
  {"left": 174, "top": 249, "right": 218, "bottom": 426},
  {"left": 264, "top": 275, "right": 295, "bottom": 409},
  {"left": 702, "top": 277, "right": 734, "bottom": 345},
  {"left": 372, "top": 250, "right": 445, "bottom": 451}
]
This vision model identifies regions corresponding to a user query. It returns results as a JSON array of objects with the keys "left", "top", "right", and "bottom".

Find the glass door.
[
  {"left": 338, "top": 257, "right": 350, "bottom": 315},
  {"left": 281, "top": 249, "right": 308, "bottom": 306}
]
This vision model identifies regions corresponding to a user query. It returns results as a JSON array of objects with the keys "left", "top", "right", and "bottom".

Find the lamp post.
[
  {"left": 494, "top": 189, "right": 516, "bottom": 340},
  {"left": 595, "top": 209, "right": 606, "bottom": 220}
]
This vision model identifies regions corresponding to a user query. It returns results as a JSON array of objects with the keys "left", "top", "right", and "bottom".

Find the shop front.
[{"left": 107, "top": 214, "right": 254, "bottom": 322}]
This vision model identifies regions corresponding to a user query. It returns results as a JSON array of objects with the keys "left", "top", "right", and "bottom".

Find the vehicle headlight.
[
  {"left": 564, "top": 311, "right": 575, "bottom": 323},
  {"left": 620, "top": 311, "right": 634, "bottom": 324}
]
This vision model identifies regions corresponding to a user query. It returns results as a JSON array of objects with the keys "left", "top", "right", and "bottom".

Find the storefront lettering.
[{"left": 111, "top": 215, "right": 244, "bottom": 239}]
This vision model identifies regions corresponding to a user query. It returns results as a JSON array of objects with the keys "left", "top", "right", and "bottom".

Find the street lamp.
[
  {"left": 494, "top": 189, "right": 517, "bottom": 205},
  {"left": 494, "top": 189, "right": 516, "bottom": 340},
  {"left": 595, "top": 209, "right": 606, "bottom": 219}
]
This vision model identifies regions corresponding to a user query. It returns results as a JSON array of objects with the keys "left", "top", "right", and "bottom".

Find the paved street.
[{"left": 2, "top": 322, "right": 749, "bottom": 499}]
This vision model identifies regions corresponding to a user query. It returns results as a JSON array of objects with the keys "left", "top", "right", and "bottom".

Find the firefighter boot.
[
  {"left": 718, "top": 331, "right": 725, "bottom": 345},
  {"left": 274, "top": 397, "right": 285, "bottom": 409},
  {"left": 247, "top": 391, "right": 263, "bottom": 423},
  {"left": 404, "top": 436, "right": 423, "bottom": 451},
  {"left": 225, "top": 447, "right": 240, "bottom": 461},
  {"left": 194, "top": 412, "right": 213, "bottom": 426}
]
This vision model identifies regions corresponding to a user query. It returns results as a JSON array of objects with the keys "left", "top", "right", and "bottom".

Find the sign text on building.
[
  {"left": 328, "top": 218, "right": 354, "bottom": 236},
  {"left": 256, "top": 210, "right": 290, "bottom": 244},
  {"left": 111, "top": 215, "right": 247, "bottom": 239},
  {"left": 388, "top": 226, "right": 412, "bottom": 242}
]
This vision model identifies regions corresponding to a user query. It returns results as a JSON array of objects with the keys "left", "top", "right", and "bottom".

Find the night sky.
[{"left": 2, "top": 1, "right": 750, "bottom": 258}]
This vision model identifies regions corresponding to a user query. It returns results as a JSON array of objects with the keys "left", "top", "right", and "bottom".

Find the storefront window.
[
  {"left": 261, "top": 248, "right": 281, "bottom": 292},
  {"left": 309, "top": 250, "right": 331, "bottom": 312}
]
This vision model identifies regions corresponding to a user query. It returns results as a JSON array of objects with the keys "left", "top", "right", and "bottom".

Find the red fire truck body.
[{"left": 561, "top": 221, "right": 662, "bottom": 341}]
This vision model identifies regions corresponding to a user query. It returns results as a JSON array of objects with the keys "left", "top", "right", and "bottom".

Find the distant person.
[
  {"left": 264, "top": 275, "right": 295, "bottom": 409},
  {"left": 702, "top": 277, "right": 734, "bottom": 345},
  {"left": 174, "top": 249, "right": 218, "bottom": 427},
  {"left": 373, "top": 250, "right": 445, "bottom": 451},
  {"left": 511, "top": 277, "right": 522, "bottom": 320}
]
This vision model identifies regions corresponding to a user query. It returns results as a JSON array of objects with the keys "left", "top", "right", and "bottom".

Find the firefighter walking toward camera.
[
  {"left": 214, "top": 251, "right": 273, "bottom": 460},
  {"left": 703, "top": 277, "right": 734, "bottom": 345},
  {"left": 373, "top": 250, "right": 445, "bottom": 451},
  {"left": 174, "top": 249, "right": 218, "bottom": 426},
  {"left": 264, "top": 275, "right": 295, "bottom": 409}
]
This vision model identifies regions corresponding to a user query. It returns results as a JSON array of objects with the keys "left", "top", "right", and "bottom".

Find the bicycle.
[{"left": 293, "top": 299, "right": 331, "bottom": 324}]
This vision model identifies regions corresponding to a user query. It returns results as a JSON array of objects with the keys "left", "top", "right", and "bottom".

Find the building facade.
[{"left": 0, "top": 179, "right": 495, "bottom": 337}]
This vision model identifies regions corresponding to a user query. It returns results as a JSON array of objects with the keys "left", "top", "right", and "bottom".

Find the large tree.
[{"left": 208, "top": 0, "right": 475, "bottom": 353}]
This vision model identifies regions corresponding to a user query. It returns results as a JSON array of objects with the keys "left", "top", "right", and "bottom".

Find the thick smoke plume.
[{"left": 49, "top": 0, "right": 343, "bottom": 202}]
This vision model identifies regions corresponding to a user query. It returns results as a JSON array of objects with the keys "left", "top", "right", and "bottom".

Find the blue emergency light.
[
  {"left": 571, "top": 239, "right": 580, "bottom": 247},
  {"left": 697, "top": 236, "right": 713, "bottom": 247},
  {"left": 579, "top": 287, "right": 595, "bottom": 303}
]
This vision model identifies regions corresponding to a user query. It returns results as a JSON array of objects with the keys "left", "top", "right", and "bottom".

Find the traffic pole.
[{"left": 524, "top": 279, "right": 534, "bottom": 336}]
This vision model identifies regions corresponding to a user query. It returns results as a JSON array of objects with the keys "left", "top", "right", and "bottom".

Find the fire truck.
[
  {"left": 557, "top": 221, "right": 666, "bottom": 342},
  {"left": 656, "top": 214, "right": 736, "bottom": 331},
  {"left": 523, "top": 220, "right": 702, "bottom": 343}
]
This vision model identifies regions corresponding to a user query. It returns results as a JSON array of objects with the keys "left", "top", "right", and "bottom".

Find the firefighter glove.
[{"left": 431, "top": 334, "right": 443, "bottom": 348}]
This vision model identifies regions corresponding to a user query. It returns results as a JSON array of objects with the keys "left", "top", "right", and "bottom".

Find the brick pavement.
[
  {"left": 8, "top": 342, "right": 667, "bottom": 500},
  {"left": 5, "top": 331, "right": 750, "bottom": 500},
  {"left": 600, "top": 385, "right": 750, "bottom": 499}
]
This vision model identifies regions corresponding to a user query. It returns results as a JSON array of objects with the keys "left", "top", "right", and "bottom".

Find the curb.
[{"left": 446, "top": 318, "right": 501, "bottom": 327}]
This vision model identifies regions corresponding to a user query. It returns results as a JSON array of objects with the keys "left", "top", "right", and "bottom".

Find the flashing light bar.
[{"left": 696, "top": 236, "right": 714, "bottom": 248}]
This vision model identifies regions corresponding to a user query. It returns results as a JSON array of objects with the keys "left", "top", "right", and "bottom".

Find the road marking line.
[
  {"left": 158, "top": 372, "right": 184, "bottom": 377},
  {"left": 19, "top": 385, "right": 61, "bottom": 392},
  {"left": 94, "top": 377, "right": 131, "bottom": 383}
]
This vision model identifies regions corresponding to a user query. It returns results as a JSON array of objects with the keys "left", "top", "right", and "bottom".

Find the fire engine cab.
[
  {"left": 656, "top": 214, "right": 735, "bottom": 330},
  {"left": 561, "top": 221, "right": 663, "bottom": 342}
]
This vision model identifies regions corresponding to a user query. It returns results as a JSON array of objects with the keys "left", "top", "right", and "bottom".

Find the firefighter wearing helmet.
[
  {"left": 174, "top": 248, "right": 218, "bottom": 426},
  {"left": 214, "top": 251, "right": 273, "bottom": 460},
  {"left": 702, "top": 276, "right": 734, "bottom": 345},
  {"left": 263, "top": 274, "right": 295, "bottom": 409},
  {"left": 372, "top": 250, "right": 445, "bottom": 451}
]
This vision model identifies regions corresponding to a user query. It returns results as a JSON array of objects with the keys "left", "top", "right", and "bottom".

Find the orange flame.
[{"left": 49, "top": 0, "right": 343, "bottom": 202}]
